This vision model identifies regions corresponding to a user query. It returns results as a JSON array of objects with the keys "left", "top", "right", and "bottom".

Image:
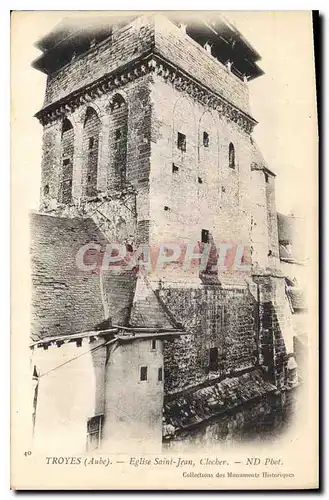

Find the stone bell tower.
[{"left": 32, "top": 13, "right": 294, "bottom": 449}]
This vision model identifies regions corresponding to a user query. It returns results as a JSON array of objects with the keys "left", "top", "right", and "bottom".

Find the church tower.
[{"left": 32, "top": 13, "right": 294, "bottom": 450}]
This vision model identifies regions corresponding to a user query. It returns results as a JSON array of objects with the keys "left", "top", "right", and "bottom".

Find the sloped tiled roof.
[
  {"left": 30, "top": 213, "right": 178, "bottom": 340},
  {"left": 164, "top": 370, "right": 276, "bottom": 431},
  {"left": 128, "top": 275, "right": 179, "bottom": 329},
  {"left": 30, "top": 213, "right": 139, "bottom": 340},
  {"left": 30, "top": 213, "right": 111, "bottom": 340}
]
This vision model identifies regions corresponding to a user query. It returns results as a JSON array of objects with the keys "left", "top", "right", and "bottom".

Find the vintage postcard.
[{"left": 11, "top": 10, "right": 319, "bottom": 490}]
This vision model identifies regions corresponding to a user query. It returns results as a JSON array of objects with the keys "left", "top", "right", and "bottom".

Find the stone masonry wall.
[
  {"left": 254, "top": 275, "right": 290, "bottom": 389},
  {"left": 40, "top": 76, "right": 153, "bottom": 246},
  {"left": 265, "top": 175, "right": 280, "bottom": 268},
  {"left": 153, "top": 14, "right": 251, "bottom": 115},
  {"left": 43, "top": 15, "right": 155, "bottom": 106},
  {"left": 158, "top": 284, "right": 258, "bottom": 394},
  {"left": 149, "top": 76, "right": 253, "bottom": 257}
]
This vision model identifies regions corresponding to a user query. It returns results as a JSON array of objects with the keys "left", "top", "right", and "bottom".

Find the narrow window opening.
[
  {"left": 151, "top": 339, "right": 157, "bottom": 351},
  {"left": 115, "top": 129, "right": 122, "bottom": 141},
  {"left": 87, "top": 175, "right": 91, "bottom": 183},
  {"left": 229, "top": 142, "right": 235, "bottom": 168},
  {"left": 44, "top": 184, "right": 49, "bottom": 195},
  {"left": 89, "top": 137, "right": 95, "bottom": 150},
  {"left": 126, "top": 243, "right": 133, "bottom": 252},
  {"left": 140, "top": 366, "right": 148, "bottom": 381},
  {"left": 209, "top": 347, "right": 219, "bottom": 372},
  {"left": 158, "top": 367, "right": 163, "bottom": 382},
  {"left": 201, "top": 229, "right": 209, "bottom": 244},
  {"left": 198, "top": 176, "right": 203, "bottom": 184},
  {"left": 177, "top": 132, "right": 186, "bottom": 152},
  {"left": 86, "top": 414, "right": 103, "bottom": 452},
  {"left": 172, "top": 163, "right": 179, "bottom": 173},
  {"left": 203, "top": 131, "right": 209, "bottom": 148}
]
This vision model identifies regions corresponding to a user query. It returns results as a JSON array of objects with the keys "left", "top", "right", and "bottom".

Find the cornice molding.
[{"left": 35, "top": 52, "right": 257, "bottom": 134}]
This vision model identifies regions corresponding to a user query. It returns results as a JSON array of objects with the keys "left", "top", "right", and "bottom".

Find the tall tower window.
[
  {"left": 109, "top": 94, "right": 128, "bottom": 189},
  {"left": 229, "top": 142, "right": 235, "bottom": 168},
  {"left": 60, "top": 118, "right": 74, "bottom": 204},
  {"left": 201, "top": 229, "right": 209, "bottom": 244},
  {"left": 83, "top": 107, "right": 100, "bottom": 197},
  {"left": 203, "top": 131, "right": 209, "bottom": 148},
  {"left": 209, "top": 347, "right": 219, "bottom": 371},
  {"left": 177, "top": 132, "right": 186, "bottom": 152}
]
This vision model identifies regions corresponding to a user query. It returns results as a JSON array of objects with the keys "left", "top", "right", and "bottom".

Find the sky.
[{"left": 11, "top": 11, "right": 317, "bottom": 217}]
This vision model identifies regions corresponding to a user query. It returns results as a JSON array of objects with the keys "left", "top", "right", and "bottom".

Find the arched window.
[
  {"left": 60, "top": 118, "right": 74, "bottom": 204},
  {"left": 83, "top": 107, "right": 101, "bottom": 197},
  {"left": 229, "top": 142, "right": 235, "bottom": 169},
  {"left": 109, "top": 94, "right": 128, "bottom": 189}
]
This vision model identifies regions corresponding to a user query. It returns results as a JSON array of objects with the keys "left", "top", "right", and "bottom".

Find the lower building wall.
[
  {"left": 32, "top": 336, "right": 165, "bottom": 454},
  {"left": 31, "top": 339, "right": 101, "bottom": 453},
  {"left": 102, "top": 339, "right": 164, "bottom": 453}
]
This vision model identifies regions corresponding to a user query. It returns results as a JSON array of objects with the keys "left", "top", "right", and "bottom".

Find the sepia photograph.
[{"left": 10, "top": 9, "right": 319, "bottom": 490}]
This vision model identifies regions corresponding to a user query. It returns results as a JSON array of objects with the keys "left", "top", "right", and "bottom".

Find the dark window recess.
[
  {"left": 89, "top": 137, "right": 95, "bottom": 150},
  {"left": 140, "top": 366, "right": 148, "bottom": 381},
  {"left": 177, "top": 132, "right": 186, "bottom": 152},
  {"left": 126, "top": 243, "right": 133, "bottom": 252},
  {"left": 151, "top": 339, "right": 157, "bottom": 350},
  {"left": 61, "top": 179, "right": 73, "bottom": 204},
  {"left": 203, "top": 131, "right": 209, "bottom": 148},
  {"left": 201, "top": 229, "right": 209, "bottom": 244},
  {"left": 44, "top": 184, "right": 49, "bottom": 195},
  {"left": 63, "top": 158, "right": 70, "bottom": 166},
  {"left": 209, "top": 347, "right": 219, "bottom": 371},
  {"left": 115, "top": 129, "right": 122, "bottom": 141},
  {"left": 164, "top": 206, "right": 170, "bottom": 211},
  {"left": 86, "top": 414, "right": 103, "bottom": 452},
  {"left": 229, "top": 142, "right": 235, "bottom": 168},
  {"left": 198, "top": 176, "right": 203, "bottom": 184},
  {"left": 158, "top": 367, "right": 163, "bottom": 382},
  {"left": 172, "top": 163, "right": 179, "bottom": 173},
  {"left": 87, "top": 175, "right": 91, "bottom": 183}
]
